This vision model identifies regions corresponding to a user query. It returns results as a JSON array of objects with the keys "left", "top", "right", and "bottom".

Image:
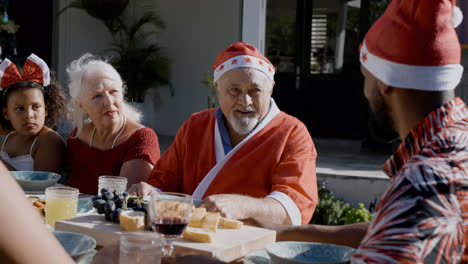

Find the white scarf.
[{"left": 192, "top": 99, "right": 280, "bottom": 200}]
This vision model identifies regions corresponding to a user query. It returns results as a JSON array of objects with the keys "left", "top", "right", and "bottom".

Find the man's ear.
[
  {"left": 270, "top": 81, "right": 275, "bottom": 96},
  {"left": 215, "top": 81, "right": 221, "bottom": 94},
  {"left": 377, "top": 79, "right": 392, "bottom": 95}
]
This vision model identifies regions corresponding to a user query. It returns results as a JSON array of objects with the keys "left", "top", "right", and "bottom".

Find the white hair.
[{"left": 66, "top": 53, "right": 142, "bottom": 137}]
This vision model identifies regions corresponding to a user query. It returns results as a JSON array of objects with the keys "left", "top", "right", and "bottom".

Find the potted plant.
[{"left": 59, "top": 0, "right": 170, "bottom": 102}]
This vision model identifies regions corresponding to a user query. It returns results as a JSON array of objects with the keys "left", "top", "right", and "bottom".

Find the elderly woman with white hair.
[{"left": 65, "top": 54, "right": 160, "bottom": 195}]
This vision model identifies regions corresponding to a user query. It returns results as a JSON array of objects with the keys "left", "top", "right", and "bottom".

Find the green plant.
[
  {"left": 310, "top": 182, "right": 373, "bottom": 225},
  {"left": 59, "top": 0, "right": 170, "bottom": 102},
  {"left": 341, "top": 203, "right": 373, "bottom": 224},
  {"left": 201, "top": 73, "right": 217, "bottom": 109}
]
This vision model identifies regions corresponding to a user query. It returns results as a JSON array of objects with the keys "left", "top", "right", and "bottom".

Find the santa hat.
[
  {"left": 360, "top": 0, "right": 463, "bottom": 91},
  {"left": 213, "top": 42, "right": 275, "bottom": 82}
]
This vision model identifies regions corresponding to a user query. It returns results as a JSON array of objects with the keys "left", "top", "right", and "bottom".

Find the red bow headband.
[{"left": 0, "top": 54, "right": 50, "bottom": 90}]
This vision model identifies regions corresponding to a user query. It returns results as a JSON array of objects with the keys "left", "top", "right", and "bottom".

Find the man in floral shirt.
[{"left": 277, "top": 0, "right": 468, "bottom": 262}]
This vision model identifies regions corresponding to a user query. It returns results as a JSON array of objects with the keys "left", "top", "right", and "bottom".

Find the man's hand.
[
  {"left": 274, "top": 222, "right": 369, "bottom": 248},
  {"left": 127, "top": 181, "right": 155, "bottom": 196},
  {"left": 199, "top": 194, "right": 254, "bottom": 220}
]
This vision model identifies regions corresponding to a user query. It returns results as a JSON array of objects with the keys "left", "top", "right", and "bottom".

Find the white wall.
[
  {"left": 53, "top": 0, "right": 113, "bottom": 89},
  {"left": 242, "top": 0, "right": 266, "bottom": 53},
  {"left": 148, "top": 0, "right": 242, "bottom": 135}
]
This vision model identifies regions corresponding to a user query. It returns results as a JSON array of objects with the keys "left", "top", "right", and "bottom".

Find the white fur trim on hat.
[
  {"left": 0, "top": 58, "right": 12, "bottom": 90},
  {"left": 360, "top": 42, "right": 464, "bottom": 91},
  {"left": 27, "top": 53, "right": 50, "bottom": 86},
  {"left": 213, "top": 55, "right": 275, "bottom": 82}
]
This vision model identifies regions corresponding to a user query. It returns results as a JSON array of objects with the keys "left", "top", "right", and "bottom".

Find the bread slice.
[{"left": 202, "top": 212, "right": 220, "bottom": 233}]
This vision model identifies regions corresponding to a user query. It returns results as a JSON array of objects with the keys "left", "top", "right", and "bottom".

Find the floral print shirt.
[{"left": 351, "top": 98, "right": 468, "bottom": 264}]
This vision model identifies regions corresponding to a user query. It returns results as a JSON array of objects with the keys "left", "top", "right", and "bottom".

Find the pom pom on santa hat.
[{"left": 360, "top": 0, "right": 464, "bottom": 91}]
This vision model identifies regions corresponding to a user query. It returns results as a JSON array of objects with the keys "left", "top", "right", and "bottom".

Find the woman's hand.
[
  {"left": 119, "top": 159, "right": 154, "bottom": 186},
  {"left": 127, "top": 181, "right": 155, "bottom": 196}
]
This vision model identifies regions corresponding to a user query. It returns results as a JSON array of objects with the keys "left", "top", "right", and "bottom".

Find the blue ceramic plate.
[
  {"left": 53, "top": 231, "right": 96, "bottom": 260},
  {"left": 265, "top": 241, "right": 356, "bottom": 264},
  {"left": 11, "top": 171, "right": 61, "bottom": 192}
]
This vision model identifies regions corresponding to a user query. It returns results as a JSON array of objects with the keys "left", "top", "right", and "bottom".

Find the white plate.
[{"left": 244, "top": 249, "right": 271, "bottom": 264}]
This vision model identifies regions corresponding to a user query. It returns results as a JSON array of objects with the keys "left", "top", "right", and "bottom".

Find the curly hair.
[
  {"left": 66, "top": 53, "right": 142, "bottom": 137},
  {"left": 0, "top": 71, "right": 67, "bottom": 130}
]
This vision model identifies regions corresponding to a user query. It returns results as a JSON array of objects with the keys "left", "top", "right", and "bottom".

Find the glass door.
[{"left": 266, "top": 0, "right": 370, "bottom": 138}]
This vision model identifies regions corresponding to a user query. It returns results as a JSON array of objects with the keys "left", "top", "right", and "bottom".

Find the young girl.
[{"left": 0, "top": 54, "right": 67, "bottom": 173}]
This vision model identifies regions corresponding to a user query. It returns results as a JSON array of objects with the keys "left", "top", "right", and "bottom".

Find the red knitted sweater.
[{"left": 67, "top": 127, "right": 160, "bottom": 195}]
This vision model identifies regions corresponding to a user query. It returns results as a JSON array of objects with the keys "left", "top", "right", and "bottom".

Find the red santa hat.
[
  {"left": 360, "top": 0, "right": 463, "bottom": 91},
  {"left": 213, "top": 42, "right": 275, "bottom": 82}
]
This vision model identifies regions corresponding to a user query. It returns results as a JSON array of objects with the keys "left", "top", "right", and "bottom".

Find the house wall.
[
  {"left": 146, "top": 0, "right": 242, "bottom": 135},
  {"left": 53, "top": 0, "right": 113, "bottom": 91}
]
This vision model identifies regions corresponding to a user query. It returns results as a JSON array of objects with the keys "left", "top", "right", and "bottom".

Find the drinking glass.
[
  {"left": 149, "top": 192, "right": 193, "bottom": 256},
  {"left": 45, "top": 186, "right": 79, "bottom": 229},
  {"left": 120, "top": 231, "right": 163, "bottom": 264},
  {"left": 98, "top": 176, "right": 128, "bottom": 195}
]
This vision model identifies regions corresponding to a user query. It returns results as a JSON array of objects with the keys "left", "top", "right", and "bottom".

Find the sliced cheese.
[
  {"left": 183, "top": 227, "right": 214, "bottom": 243},
  {"left": 189, "top": 207, "right": 206, "bottom": 228},
  {"left": 120, "top": 211, "right": 146, "bottom": 231},
  {"left": 202, "top": 212, "right": 220, "bottom": 233},
  {"left": 219, "top": 217, "right": 243, "bottom": 229}
]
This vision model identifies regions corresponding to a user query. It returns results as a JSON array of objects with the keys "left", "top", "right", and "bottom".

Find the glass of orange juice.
[{"left": 45, "top": 187, "right": 79, "bottom": 229}]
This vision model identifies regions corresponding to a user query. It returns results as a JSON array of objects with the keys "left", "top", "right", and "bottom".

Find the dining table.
[
  {"left": 91, "top": 241, "right": 233, "bottom": 264},
  {"left": 25, "top": 185, "right": 276, "bottom": 264},
  {"left": 54, "top": 210, "right": 276, "bottom": 264}
]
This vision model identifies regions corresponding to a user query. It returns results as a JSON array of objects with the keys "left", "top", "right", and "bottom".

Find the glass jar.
[
  {"left": 45, "top": 186, "right": 79, "bottom": 229},
  {"left": 120, "top": 231, "right": 163, "bottom": 264}
]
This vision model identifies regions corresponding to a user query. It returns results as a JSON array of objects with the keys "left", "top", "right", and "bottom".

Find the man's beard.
[
  {"left": 228, "top": 106, "right": 259, "bottom": 135},
  {"left": 367, "top": 91, "right": 399, "bottom": 143}
]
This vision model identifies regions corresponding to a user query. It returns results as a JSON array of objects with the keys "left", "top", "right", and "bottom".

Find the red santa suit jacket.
[{"left": 146, "top": 108, "right": 318, "bottom": 224}]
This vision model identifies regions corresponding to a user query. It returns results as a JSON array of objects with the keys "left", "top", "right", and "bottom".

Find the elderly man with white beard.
[{"left": 129, "top": 42, "right": 318, "bottom": 226}]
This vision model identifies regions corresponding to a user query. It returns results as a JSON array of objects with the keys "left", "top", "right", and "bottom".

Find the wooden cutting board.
[{"left": 55, "top": 213, "right": 276, "bottom": 262}]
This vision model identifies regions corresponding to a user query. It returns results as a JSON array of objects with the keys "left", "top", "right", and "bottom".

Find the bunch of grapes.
[{"left": 92, "top": 188, "right": 147, "bottom": 223}]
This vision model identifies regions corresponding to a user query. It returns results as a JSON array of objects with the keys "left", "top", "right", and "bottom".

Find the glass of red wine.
[{"left": 149, "top": 192, "right": 193, "bottom": 256}]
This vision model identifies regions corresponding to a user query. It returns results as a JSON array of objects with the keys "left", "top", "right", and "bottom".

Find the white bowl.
[
  {"left": 265, "top": 241, "right": 356, "bottom": 264},
  {"left": 11, "top": 171, "right": 61, "bottom": 192},
  {"left": 54, "top": 231, "right": 96, "bottom": 260}
]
